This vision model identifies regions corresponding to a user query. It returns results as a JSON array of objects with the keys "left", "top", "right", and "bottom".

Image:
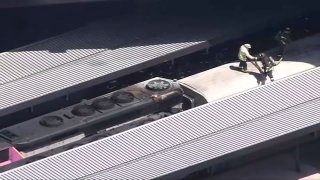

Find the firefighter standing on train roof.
[
  {"left": 258, "top": 53, "right": 277, "bottom": 82},
  {"left": 238, "top": 43, "right": 258, "bottom": 72}
]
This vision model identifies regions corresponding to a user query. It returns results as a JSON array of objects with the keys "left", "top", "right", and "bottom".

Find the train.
[
  {"left": 0, "top": 77, "right": 208, "bottom": 170},
  {"left": 0, "top": 50, "right": 295, "bottom": 172}
]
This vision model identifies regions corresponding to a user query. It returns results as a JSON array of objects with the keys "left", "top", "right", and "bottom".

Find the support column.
[
  {"left": 172, "top": 59, "right": 182, "bottom": 78},
  {"left": 205, "top": 48, "right": 209, "bottom": 55},
  {"left": 171, "top": 59, "right": 175, "bottom": 65},
  {"left": 295, "top": 144, "right": 301, "bottom": 172},
  {"left": 312, "top": 131, "right": 318, "bottom": 138}
]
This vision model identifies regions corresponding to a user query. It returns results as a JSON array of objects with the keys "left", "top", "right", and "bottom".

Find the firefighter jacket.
[
  {"left": 261, "top": 56, "right": 276, "bottom": 72},
  {"left": 238, "top": 45, "right": 255, "bottom": 61}
]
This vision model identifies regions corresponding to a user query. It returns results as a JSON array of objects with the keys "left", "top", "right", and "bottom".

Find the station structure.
[{"left": 0, "top": 7, "right": 319, "bottom": 179}]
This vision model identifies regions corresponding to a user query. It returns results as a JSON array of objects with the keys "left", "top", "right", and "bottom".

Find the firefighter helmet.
[{"left": 244, "top": 44, "right": 251, "bottom": 49}]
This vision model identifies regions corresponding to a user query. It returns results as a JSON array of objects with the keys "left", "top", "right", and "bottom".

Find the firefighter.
[
  {"left": 275, "top": 27, "right": 292, "bottom": 55},
  {"left": 238, "top": 43, "right": 258, "bottom": 72},
  {"left": 258, "top": 53, "right": 276, "bottom": 82},
  {"left": 275, "top": 27, "right": 292, "bottom": 46}
]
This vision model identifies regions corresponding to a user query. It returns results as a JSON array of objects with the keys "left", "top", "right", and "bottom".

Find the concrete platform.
[{"left": 180, "top": 33, "right": 320, "bottom": 103}]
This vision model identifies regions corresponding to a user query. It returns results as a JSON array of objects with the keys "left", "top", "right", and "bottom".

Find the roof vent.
[
  {"left": 71, "top": 104, "right": 95, "bottom": 116},
  {"left": 39, "top": 116, "right": 63, "bottom": 127},
  {"left": 146, "top": 79, "right": 171, "bottom": 91},
  {"left": 92, "top": 98, "right": 115, "bottom": 110},
  {"left": 111, "top": 91, "right": 134, "bottom": 103}
]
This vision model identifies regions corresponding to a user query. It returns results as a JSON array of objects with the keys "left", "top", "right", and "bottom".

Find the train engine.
[{"left": 0, "top": 77, "right": 183, "bottom": 167}]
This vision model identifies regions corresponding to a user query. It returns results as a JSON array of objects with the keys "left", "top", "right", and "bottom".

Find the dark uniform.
[
  {"left": 259, "top": 53, "right": 276, "bottom": 82},
  {"left": 274, "top": 27, "right": 292, "bottom": 55},
  {"left": 275, "top": 28, "right": 292, "bottom": 46}
]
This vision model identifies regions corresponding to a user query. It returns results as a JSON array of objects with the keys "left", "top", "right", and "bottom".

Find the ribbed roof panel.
[
  {"left": 86, "top": 98, "right": 320, "bottom": 179},
  {"left": 0, "top": 37, "right": 206, "bottom": 111},
  {"left": 0, "top": 20, "right": 215, "bottom": 116},
  {"left": 0, "top": 21, "right": 164, "bottom": 85}
]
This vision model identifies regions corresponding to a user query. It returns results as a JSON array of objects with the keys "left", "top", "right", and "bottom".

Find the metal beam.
[{"left": 0, "top": 0, "right": 115, "bottom": 9}]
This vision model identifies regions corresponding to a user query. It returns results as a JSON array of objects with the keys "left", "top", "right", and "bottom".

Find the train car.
[
  {"left": 0, "top": 139, "right": 23, "bottom": 166},
  {"left": 0, "top": 58, "right": 271, "bottom": 169},
  {"left": 1, "top": 47, "right": 312, "bottom": 170},
  {"left": 0, "top": 62, "right": 315, "bottom": 171},
  {"left": 0, "top": 77, "right": 185, "bottom": 167}
]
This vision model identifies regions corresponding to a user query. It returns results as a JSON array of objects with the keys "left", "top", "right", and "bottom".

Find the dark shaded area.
[
  {"left": 0, "top": 0, "right": 136, "bottom": 52},
  {"left": 0, "top": 0, "right": 319, "bottom": 52},
  {"left": 181, "top": 134, "right": 320, "bottom": 180}
]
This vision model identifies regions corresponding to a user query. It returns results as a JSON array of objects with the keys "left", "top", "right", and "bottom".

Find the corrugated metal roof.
[
  {"left": 0, "top": 34, "right": 208, "bottom": 116},
  {"left": 1, "top": 66, "right": 319, "bottom": 179},
  {"left": 87, "top": 97, "right": 320, "bottom": 179},
  {"left": 0, "top": 21, "right": 164, "bottom": 85},
  {"left": 0, "top": 18, "right": 218, "bottom": 117}
]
